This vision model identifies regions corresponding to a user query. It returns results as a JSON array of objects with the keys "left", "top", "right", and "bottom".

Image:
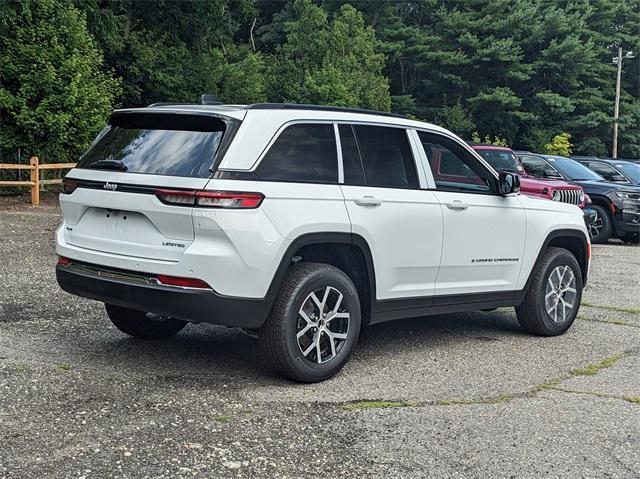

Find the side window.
[
  {"left": 417, "top": 132, "right": 493, "bottom": 193},
  {"left": 348, "top": 125, "right": 419, "bottom": 189},
  {"left": 587, "top": 162, "right": 621, "bottom": 182},
  {"left": 256, "top": 123, "right": 338, "bottom": 183},
  {"left": 339, "top": 125, "right": 366, "bottom": 186},
  {"left": 521, "top": 156, "right": 559, "bottom": 179}
]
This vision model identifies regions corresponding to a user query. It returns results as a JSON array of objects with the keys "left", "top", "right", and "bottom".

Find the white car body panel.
[
  {"left": 515, "top": 195, "right": 589, "bottom": 290},
  {"left": 341, "top": 185, "right": 444, "bottom": 299},
  {"left": 432, "top": 192, "right": 526, "bottom": 295},
  {"left": 56, "top": 105, "right": 589, "bottom": 310}
]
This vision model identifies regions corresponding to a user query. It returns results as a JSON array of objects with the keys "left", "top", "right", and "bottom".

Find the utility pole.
[{"left": 612, "top": 47, "right": 635, "bottom": 158}]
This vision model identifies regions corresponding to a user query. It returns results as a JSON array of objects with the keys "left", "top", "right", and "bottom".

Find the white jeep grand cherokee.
[{"left": 56, "top": 102, "right": 590, "bottom": 382}]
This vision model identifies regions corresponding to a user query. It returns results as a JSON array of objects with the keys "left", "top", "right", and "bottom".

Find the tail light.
[
  {"left": 155, "top": 189, "right": 197, "bottom": 205},
  {"left": 196, "top": 191, "right": 264, "bottom": 208},
  {"left": 57, "top": 256, "right": 71, "bottom": 266},
  {"left": 155, "top": 274, "right": 211, "bottom": 289},
  {"left": 156, "top": 189, "right": 264, "bottom": 209},
  {"left": 61, "top": 178, "right": 78, "bottom": 194}
]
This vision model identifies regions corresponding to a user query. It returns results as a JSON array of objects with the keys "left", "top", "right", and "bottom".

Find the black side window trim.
[{"left": 348, "top": 124, "right": 368, "bottom": 184}]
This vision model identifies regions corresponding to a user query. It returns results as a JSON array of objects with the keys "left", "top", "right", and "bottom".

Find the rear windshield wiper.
[{"left": 89, "top": 160, "right": 128, "bottom": 171}]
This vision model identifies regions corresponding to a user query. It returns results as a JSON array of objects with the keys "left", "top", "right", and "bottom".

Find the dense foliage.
[
  {"left": 0, "top": 0, "right": 638, "bottom": 162},
  {"left": 0, "top": 0, "right": 120, "bottom": 161}
]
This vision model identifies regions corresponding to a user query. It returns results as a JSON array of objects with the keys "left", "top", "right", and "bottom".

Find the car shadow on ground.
[{"left": 53, "top": 308, "right": 525, "bottom": 385}]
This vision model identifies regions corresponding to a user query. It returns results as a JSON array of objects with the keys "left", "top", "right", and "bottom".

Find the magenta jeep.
[{"left": 471, "top": 144, "right": 586, "bottom": 208}]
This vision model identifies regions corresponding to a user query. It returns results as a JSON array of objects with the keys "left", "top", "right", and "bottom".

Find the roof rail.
[
  {"left": 246, "top": 103, "right": 406, "bottom": 119},
  {"left": 147, "top": 102, "right": 194, "bottom": 107}
]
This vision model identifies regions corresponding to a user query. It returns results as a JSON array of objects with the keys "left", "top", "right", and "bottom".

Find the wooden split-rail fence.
[{"left": 0, "top": 156, "right": 76, "bottom": 205}]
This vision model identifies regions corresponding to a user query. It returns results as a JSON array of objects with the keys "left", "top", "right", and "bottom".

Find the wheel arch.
[
  {"left": 525, "top": 229, "right": 590, "bottom": 289},
  {"left": 588, "top": 194, "right": 613, "bottom": 212},
  {"left": 265, "top": 233, "right": 377, "bottom": 324}
]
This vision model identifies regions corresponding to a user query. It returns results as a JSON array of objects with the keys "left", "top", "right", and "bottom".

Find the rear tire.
[
  {"left": 259, "top": 262, "right": 361, "bottom": 383},
  {"left": 588, "top": 204, "right": 612, "bottom": 244},
  {"left": 516, "top": 247, "right": 583, "bottom": 336},
  {"left": 105, "top": 304, "right": 187, "bottom": 339}
]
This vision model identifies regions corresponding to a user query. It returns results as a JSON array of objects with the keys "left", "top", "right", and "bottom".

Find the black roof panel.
[{"left": 245, "top": 103, "right": 406, "bottom": 119}]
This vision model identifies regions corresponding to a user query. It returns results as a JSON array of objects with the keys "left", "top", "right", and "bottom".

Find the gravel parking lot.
[{"left": 1, "top": 194, "right": 639, "bottom": 478}]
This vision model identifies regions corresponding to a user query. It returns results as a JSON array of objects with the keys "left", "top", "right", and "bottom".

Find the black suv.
[
  {"left": 572, "top": 157, "right": 640, "bottom": 186},
  {"left": 515, "top": 152, "right": 640, "bottom": 244}
]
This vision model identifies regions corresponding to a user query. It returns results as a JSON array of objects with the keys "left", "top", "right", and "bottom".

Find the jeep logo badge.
[{"left": 104, "top": 182, "right": 117, "bottom": 191}]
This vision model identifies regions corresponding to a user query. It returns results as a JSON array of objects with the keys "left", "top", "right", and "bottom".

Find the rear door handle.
[
  {"left": 354, "top": 195, "right": 382, "bottom": 207},
  {"left": 445, "top": 200, "right": 468, "bottom": 210}
]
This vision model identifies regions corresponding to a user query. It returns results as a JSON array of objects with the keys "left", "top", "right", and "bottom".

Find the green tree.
[
  {"left": 0, "top": 0, "right": 120, "bottom": 161},
  {"left": 76, "top": 0, "right": 255, "bottom": 106},
  {"left": 365, "top": 0, "right": 638, "bottom": 154},
  {"left": 267, "top": 0, "right": 390, "bottom": 111},
  {"left": 214, "top": 45, "right": 268, "bottom": 104},
  {"left": 544, "top": 133, "right": 573, "bottom": 156},
  {"left": 433, "top": 103, "right": 476, "bottom": 137}
]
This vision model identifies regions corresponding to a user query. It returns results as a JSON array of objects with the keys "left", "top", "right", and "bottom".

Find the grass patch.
[
  {"left": 437, "top": 393, "right": 513, "bottom": 406},
  {"left": 624, "top": 396, "right": 640, "bottom": 404},
  {"left": 577, "top": 315, "right": 630, "bottom": 326},
  {"left": 15, "top": 362, "right": 30, "bottom": 372},
  {"left": 581, "top": 302, "right": 640, "bottom": 315},
  {"left": 212, "top": 415, "right": 232, "bottom": 423},
  {"left": 342, "top": 400, "right": 418, "bottom": 412},
  {"left": 535, "top": 377, "right": 563, "bottom": 391},
  {"left": 56, "top": 362, "right": 73, "bottom": 372},
  {"left": 547, "top": 386, "right": 615, "bottom": 400},
  {"left": 570, "top": 354, "right": 625, "bottom": 376}
]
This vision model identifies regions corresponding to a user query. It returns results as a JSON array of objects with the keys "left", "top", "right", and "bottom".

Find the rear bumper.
[{"left": 56, "top": 263, "right": 272, "bottom": 329}]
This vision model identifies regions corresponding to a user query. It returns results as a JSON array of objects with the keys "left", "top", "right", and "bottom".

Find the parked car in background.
[
  {"left": 516, "top": 152, "right": 640, "bottom": 244},
  {"left": 608, "top": 157, "right": 640, "bottom": 165},
  {"left": 573, "top": 157, "right": 640, "bottom": 186},
  {"left": 471, "top": 145, "right": 595, "bottom": 226}
]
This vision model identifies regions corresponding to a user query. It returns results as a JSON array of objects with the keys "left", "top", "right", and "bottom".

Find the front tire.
[
  {"left": 259, "top": 263, "right": 361, "bottom": 383},
  {"left": 105, "top": 304, "right": 187, "bottom": 339},
  {"left": 588, "top": 204, "right": 612, "bottom": 244},
  {"left": 516, "top": 247, "right": 583, "bottom": 336}
]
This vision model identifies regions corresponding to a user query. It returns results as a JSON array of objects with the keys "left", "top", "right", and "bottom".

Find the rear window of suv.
[{"left": 76, "top": 113, "right": 231, "bottom": 178}]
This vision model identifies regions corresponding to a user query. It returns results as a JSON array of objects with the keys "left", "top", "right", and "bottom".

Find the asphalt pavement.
[{"left": 1, "top": 195, "right": 639, "bottom": 478}]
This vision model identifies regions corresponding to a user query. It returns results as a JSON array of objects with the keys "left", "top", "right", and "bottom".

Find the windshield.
[
  {"left": 616, "top": 162, "right": 640, "bottom": 183},
  {"left": 475, "top": 149, "right": 524, "bottom": 174},
  {"left": 547, "top": 157, "right": 603, "bottom": 181},
  {"left": 77, "top": 113, "right": 228, "bottom": 178}
]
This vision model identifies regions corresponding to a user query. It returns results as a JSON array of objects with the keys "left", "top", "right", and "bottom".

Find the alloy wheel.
[
  {"left": 296, "top": 286, "right": 350, "bottom": 364},
  {"left": 544, "top": 265, "right": 577, "bottom": 323},
  {"left": 589, "top": 211, "right": 603, "bottom": 238}
]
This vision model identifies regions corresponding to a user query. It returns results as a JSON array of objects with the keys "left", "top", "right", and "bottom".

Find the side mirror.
[
  {"left": 611, "top": 174, "right": 628, "bottom": 183},
  {"left": 498, "top": 171, "right": 520, "bottom": 195},
  {"left": 544, "top": 168, "right": 563, "bottom": 179}
]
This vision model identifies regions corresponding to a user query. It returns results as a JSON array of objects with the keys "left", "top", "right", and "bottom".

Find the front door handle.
[
  {"left": 354, "top": 195, "right": 382, "bottom": 207},
  {"left": 445, "top": 200, "right": 468, "bottom": 210}
]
